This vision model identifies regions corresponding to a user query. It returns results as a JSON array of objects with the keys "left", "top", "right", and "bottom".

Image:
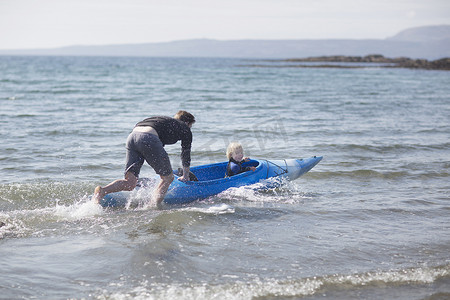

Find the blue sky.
[{"left": 0, "top": 0, "right": 449, "bottom": 49}]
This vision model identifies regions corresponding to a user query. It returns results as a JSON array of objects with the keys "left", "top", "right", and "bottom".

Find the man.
[{"left": 93, "top": 110, "right": 195, "bottom": 208}]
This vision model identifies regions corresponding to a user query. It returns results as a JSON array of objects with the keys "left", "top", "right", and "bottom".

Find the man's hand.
[{"left": 178, "top": 175, "right": 189, "bottom": 182}]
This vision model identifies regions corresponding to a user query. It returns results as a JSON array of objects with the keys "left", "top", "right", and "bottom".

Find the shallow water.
[{"left": 0, "top": 56, "right": 449, "bottom": 299}]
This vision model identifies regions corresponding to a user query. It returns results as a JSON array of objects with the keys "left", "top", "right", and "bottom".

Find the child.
[{"left": 226, "top": 142, "right": 256, "bottom": 177}]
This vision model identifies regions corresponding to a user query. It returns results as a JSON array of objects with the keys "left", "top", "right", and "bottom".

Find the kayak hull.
[{"left": 100, "top": 156, "right": 322, "bottom": 207}]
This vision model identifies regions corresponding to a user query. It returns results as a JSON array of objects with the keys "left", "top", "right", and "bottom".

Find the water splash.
[
  {"left": 217, "top": 178, "right": 312, "bottom": 204},
  {"left": 54, "top": 196, "right": 104, "bottom": 221}
]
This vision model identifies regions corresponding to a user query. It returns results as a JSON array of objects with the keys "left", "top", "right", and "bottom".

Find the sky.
[{"left": 0, "top": 0, "right": 449, "bottom": 50}]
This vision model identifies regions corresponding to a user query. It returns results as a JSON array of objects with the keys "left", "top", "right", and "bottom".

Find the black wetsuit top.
[{"left": 135, "top": 116, "right": 192, "bottom": 167}]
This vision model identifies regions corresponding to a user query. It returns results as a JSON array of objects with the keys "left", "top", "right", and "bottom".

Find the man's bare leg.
[
  {"left": 153, "top": 173, "right": 174, "bottom": 208},
  {"left": 93, "top": 172, "right": 138, "bottom": 203}
]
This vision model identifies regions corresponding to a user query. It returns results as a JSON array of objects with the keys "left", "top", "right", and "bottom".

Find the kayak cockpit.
[{"left": 175, "top": 160, "right": 260, "bottom": 182}]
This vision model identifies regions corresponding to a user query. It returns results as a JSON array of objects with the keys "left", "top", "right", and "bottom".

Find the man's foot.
[{"left": 92, "top": 186, "right": 105, "bottom": 203}]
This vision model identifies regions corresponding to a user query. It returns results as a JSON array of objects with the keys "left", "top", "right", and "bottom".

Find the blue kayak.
[{"left": 100, "top": 156, "right": 322, "bottom": 208}]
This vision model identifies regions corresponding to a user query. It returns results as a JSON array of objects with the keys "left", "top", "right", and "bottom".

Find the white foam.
[
  {"left": 181, "top": 203, "right": 235, "bottom": 215},
  {"left": 102, "top": 265, "right": 450, "bottom": 300},
  {"left": 218, "top": 178, "right": 303, "bottom": 204},
  {"left": 0, "top": 213, "right": 25, "bottom": 239},
  {"left": 332, "top": 266, "right": 450, "bottom": 285},
  {"left": 54, "top": 198, "right": 104, "bottom": 221}
]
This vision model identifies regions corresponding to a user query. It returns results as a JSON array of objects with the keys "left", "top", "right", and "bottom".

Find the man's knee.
[
  {"left": 161, "top": 173, "right": 174, "bottom": 184},
  {"left": 124, "top": 183, "right": 137, "bottom": 191},
  {"left": 124, "top": 172, "right": 138, "bottom": 190}
]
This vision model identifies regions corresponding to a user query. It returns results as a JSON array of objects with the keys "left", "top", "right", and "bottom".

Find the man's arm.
[{"left": 178, "top": 165, "right": 191, "bottom": 182}]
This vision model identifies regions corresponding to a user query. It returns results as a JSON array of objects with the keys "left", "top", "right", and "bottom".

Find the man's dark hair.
[{"left": 174, "top": 110, "right": 195, "bottom": 125}]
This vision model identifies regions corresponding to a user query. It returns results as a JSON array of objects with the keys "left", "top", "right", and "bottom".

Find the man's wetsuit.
[{"left": 125, "top": 116, "right": 192, "bottom": 177}]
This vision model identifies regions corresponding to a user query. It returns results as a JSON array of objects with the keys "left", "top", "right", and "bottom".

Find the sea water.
[{"left": 0, "top": 56, "right": 449, "bottom": 299}]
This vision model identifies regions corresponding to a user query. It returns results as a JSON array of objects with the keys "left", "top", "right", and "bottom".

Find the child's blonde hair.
[{"left": 226, "top": 142, "right": 243, "bottom": 160}]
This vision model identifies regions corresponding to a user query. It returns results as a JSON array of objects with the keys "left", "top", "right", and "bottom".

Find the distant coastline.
[
  {"left": 1, "top": 25, "right": 449, "bottom": 60},
  {"left": 243, "top": 55, "right": 450, "bottom": 70}
]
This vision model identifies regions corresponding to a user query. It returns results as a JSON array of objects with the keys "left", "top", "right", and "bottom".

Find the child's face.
[{"left": 232, "top": 149, "right": 244, "bottom": 161}]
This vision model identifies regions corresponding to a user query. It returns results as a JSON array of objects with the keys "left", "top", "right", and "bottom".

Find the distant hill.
[
  {"left": 1, "top": 25, "right": 449, "bottom": 59},
  {"left": 387, "top": 25, "right": 450, "bottom": 42}
]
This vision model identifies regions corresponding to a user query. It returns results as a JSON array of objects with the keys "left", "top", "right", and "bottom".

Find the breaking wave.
[{"left": 103, "top": 265, "right": 450, "bottom": 300}]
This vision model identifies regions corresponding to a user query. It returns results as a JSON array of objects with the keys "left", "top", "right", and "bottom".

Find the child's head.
[{"left": 226, "top": 142, "right": 244, "bottom": 161}]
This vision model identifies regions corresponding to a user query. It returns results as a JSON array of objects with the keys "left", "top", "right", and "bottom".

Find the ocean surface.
[{"left": 0, "top": 55, "right": 449, "bottom": 300}]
